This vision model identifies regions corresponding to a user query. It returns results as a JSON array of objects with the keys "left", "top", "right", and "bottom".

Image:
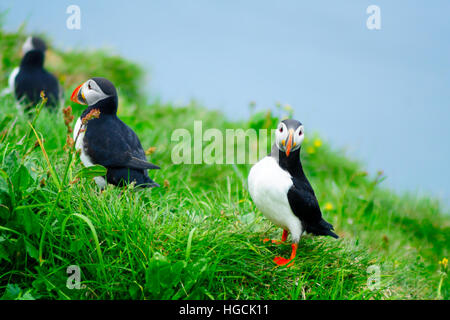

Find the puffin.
[
  {"left": 248, "top": 119, "right": 338, "bottom": 267},
  {"left": 70, "top": 77, "right": 160, "bottom": 188},
  {"left": 8, "top": 36, "right": 61, "bottom": 110}
]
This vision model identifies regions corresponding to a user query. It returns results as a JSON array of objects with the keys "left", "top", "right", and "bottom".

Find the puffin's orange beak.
[
  {"left": 71, "top": 83, "right": 86, "bottom": 105},
  {"left": 285, "top": 129, "right": 294, "bottom": 157}
]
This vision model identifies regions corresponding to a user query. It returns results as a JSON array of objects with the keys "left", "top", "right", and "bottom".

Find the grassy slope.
[{"left": 0, "top": 27, "right": 448, "bottom": 300}]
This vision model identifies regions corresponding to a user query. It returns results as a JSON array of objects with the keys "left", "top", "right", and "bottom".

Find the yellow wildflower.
[
  {"left": 313, "top": 139, "right": 322, "bottom": 148},
  {"left": 145, "top": 146, "right": 157, "bottom": 155},
  {"left": 324, "top": 202, "right": 334, "bottom": 211},
  {"left": 306, "top": 146, "right": 315, "bottom": 154},
  {"left": 439, "top": 258, "right": 448, "bottom": 269},
  {"left": 39, "top": 90, "right": 48, "bottom": 104}
]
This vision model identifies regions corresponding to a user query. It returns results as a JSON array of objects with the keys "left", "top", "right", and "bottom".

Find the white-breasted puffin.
[
  {"left": 248, "top": 119, "right": 338, "bottom": 267},
  {"left": 8, "top": 36, "right": 61, "bottom": 110},
  {"left": 70, "top": 77, "right": 160, "bottom": 188}
]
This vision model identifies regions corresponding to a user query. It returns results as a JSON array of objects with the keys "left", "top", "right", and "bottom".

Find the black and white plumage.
[
  {"left": 248, "top": 119, "right": 338, "bottom": 266},
  {"left": 71, "top": 77, "right": 160, "bottom": 188},
  {"left": 8, "top": 36, "right": 61, "bottom": 110}
]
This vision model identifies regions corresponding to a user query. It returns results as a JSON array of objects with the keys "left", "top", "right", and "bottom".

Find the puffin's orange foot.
[
  {"left": 262, "top": 230, "right": 289, "bottom": 245},
  {"left": 273, "top": 243, "right": 298, "bottom": 267},
  {"left": 262, "top": 238, "right": 284, "bottom": 244},
  {"left": 262, "top": 238, "right": 285, "bottom": 245},
  {"left": 273, "top": 256, "right": 294, "bottom": 267}
]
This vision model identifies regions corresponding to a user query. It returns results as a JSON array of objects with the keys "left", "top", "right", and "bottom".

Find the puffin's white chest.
[
  {"left": 6, "top": 67, "right": 22, "bottom": 111},
  {"left": 8, "top": 67, "right": 19, "bottom": 94},
  {"left": 73, "top": 117, "right": 85, "bottom": 152},
  {"left": 73, "top": 117, "right": 106, "bottom": 188},
  {"left": 248, "top": 156, "right": 303, "bottom": 242}
]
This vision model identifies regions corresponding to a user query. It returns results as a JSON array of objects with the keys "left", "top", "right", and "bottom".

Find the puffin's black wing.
[
  {"left": 287, "top": 179, "right": 338, "bottom": 239},
  {"left": 84, "top": 116, "right": 160, "bottom": 170},
  {"left": 15, "top": 68, "right": 60, "bottom": 109},
  {"left": 127, "top": 156, "right": 160, "bottom": 170}
]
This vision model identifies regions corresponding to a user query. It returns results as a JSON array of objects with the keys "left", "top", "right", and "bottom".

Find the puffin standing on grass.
[
  {"left": 248, "top": 119, "right": 338, "bottom": 267},
  {"left": 8, "top": 36, "right": 61, "bottom": 110},
  {"left": 71, "top": 77, "right": 160, "bottom": 188}
]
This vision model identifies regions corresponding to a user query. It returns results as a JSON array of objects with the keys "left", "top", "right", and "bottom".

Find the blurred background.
[{"left": 1, "top": 0, "right": 449, "bottom": 207}]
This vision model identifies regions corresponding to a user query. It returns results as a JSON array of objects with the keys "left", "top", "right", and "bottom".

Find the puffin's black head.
[
  {"left": 275, "top": 119, "right": 304, "bottom": 157},
  {"left": 22, "top": 36, "right": 47, "bottom": 55},
  {"left": 71, "top": 77, "right": 118, "bottom": 113},
  {"left": 21, "top": 36, "right": 47, "bottom": 67}
]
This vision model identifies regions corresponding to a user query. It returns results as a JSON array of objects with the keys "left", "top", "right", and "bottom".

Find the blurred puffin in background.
[
  {"left": 248, "top": 119, "right": 338, "bottom": 267},
  {"left": 8, "top": 36, "right": 62, "bottom": 110},
  {"left": 71, "top": 77, "right": 160, "bottom": 188}
]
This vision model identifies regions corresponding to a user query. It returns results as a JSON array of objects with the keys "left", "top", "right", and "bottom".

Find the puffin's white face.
[
  {"left": 22, "top": 37, "right": 34, "bottom": 55},
  {"left": 275, "top": 121, "right": 304, "bottom": 156},
  {"left": 72, "top": 79, "right": 110, "bottom": 106}
]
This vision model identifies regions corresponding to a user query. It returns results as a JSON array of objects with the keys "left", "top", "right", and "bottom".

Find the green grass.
[{"left": 0, "top": 26, "right": 449, "bottom": 300}]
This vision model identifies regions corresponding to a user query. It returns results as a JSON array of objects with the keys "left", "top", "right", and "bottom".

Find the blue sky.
[{"left": 2, "top": 1, "right": 449, "bottom": 207}]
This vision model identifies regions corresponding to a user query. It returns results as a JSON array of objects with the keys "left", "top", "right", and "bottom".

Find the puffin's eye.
[
  {"left": 299, "top": 129, "right": 302, "bottom": 136},
  {"left": 279, "top": 127, "right": 283, "bottom": 133},
  {"left": 88, "top": 83, "right": 92, "bottom": 90}
]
